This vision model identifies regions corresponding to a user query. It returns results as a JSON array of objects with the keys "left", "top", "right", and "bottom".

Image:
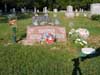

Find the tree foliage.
[{"left": 0, "top": 0, "right": 100, "bottom": 11}]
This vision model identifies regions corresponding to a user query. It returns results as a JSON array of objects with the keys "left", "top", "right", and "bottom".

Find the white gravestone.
[
  {"left": 53, "top": 8, "right": 58, "bottom": 17},
  {"left": 37, "top": 9, "right": 39, "bottom": 13},
  {"left": 83, "top": 13, "right": 87, "bottom": 17},
  {"left": 43, "top": 7, "right": 48, "bottom": 16},
  {"left": 32, "top": 14, "right": 39, "bottom": 26},
  {"left": 53, "top": 8, "right": 58, "bottom": 13},
  {"left": 0, "top": 10, "right": 2, "bottom": 15},
  {"left": 65, "top": 5, "right": 74, "bottom": 18},
  {"left": 75, "top": 9, "right": 80, "bottom": 16},
  {"left": 43, "top": 7, "right": 48, "bottom": 14},
  {"left": 75, "top": 9, "right": 78, "bottom": 13},
  {"left": 81, "top": 9, "right": 84, "bottom": 13},
  {"left": 91, "top": 3, "right": 100, "bottom": 15},
  {"left": 43, "top": 7, "right": 48, "bottom": 23},
  {"left": 79, "top": 8, "right": 82, "bottom": 12},
  {"left": 53, "top": 8, "right": 60, "bottom": 25},
  {"left": 34, "top": 7, "right": 37, "bottom": 14},
  {"left": 21, "top": 8, "right": 25, "bottom": 13},
  {"left": 12, "top": 8, "right": 16, "bottom": 13}
]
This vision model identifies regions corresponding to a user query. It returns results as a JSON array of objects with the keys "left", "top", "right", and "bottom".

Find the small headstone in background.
[
  {"left": 75, "top": 9, "right": 78, "bottom": 13},
  {"left": 65, "top": 5, "right": 74, "bottom": 18},
  {"left": 43, "top": 7, "right": 48, "bottom": 14},
  {"left": 75, "top": 13, "right": 80, "bottom": 17},
  {"left": 37, "top": 9, "right": 39, "bottom": 13},
  {"left": 12, "top": 8, "right": 16, "bottom": 14},
  {"left": 32, "top": 14, "right": 39, "bottom": 26},
  {"left": 43, "top": 7, "right": 49, "bottom": 23},
  {"left": 34, "top": 7, "right": 37, "bottom": 14},
  {"left": 79, "top": 8, "right": 82, "bottom": 12},
  {"left": 75, "top": 9, "right": 79, "bottom": 16},
  {"left": 53, "top": 8, "right": 58, "bottom": 17},
  {"left": 0, "top": 10, "right": 2, "bottom": 15},
  {"left": 83, "top": 13, "right": 87, "bottom": 17},
  {"left": 53, "top": 8, "right": 58, "bottom": 13},
  {"left": 81, "top": 9, "right": 84, "bottom": 13},
  {"left": 21, "top": 8, "right": 25, "bottom": 13},
  {"left": 53, "top": 8, "right": 60, "bottom": 25},
  {"left": 91, "top": 3, "right": 100, "bottom": 15}
]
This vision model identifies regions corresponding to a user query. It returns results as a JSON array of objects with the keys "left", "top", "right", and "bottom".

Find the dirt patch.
[{"left": 87, "top": 35, "right": 100, "bottom": 47}]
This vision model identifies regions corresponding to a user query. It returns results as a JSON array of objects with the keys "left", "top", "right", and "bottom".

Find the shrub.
[
  {"left": 91, "top": 15, "right": 100, "bottom": 21},
  {"left": 16, "top": 13, "right": 33, "bottom": 19},
  {"left": 0, "top": 15, "right": 8, "bottom": 23}
]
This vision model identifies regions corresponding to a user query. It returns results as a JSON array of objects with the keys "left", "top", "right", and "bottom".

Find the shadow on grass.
[
  {"left": 16, "top": 33, "right": 26, "bottom": 42},
  {"left": 72, "top": 47, "right": 100, "bottom": 75},
  {"left": 72, "top": 58, "right": 82, "bottom": 75}
]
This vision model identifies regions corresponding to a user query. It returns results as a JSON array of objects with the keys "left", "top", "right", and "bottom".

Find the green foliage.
[
  {"left": 0, "top": 15, "right": 8, "bottom": 23},
  {"left": 91, "top": 15, "right": 100, "bottom": 21},
  {"left": 16, "top": 13, "right": 33, "bottom": 19},
  {"left": 1, "top": 0, "right": 100, "bottom": 10}
]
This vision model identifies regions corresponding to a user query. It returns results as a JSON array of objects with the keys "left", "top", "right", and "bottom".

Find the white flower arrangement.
[
  {"left": 68, "top": 28, "right": 90, "bottom": 47},
  {"left": 68, "top": 28, "right": 79, "bottom": 41},
  {"left": 68, "top": 28, "right": 76, "bottom": 35},
  {"left": 76, "top": 28, "right": 89, "bottom": 40},
  {"left": 75, "top": 38, "right": 88, "bottom": 46}
]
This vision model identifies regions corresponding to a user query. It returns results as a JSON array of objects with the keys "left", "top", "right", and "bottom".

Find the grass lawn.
[{"left": 0, "top": 12, "right": 100, "bottom": 75}]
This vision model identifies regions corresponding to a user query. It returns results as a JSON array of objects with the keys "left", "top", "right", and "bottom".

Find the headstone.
[
  {"left": 79, "top": 8, "right": 82, "bottom": 12},
  {"left": 32, "top": 14, "right": 51, "bottom": 26},
  {"left": 83, "top": 13, "right": 87, "bottom": 17},
  {"left": 65, "top": 5, "right": 74, "bottom": 18},
  {"left": 32, "top": 14, "right": 39, "bottom": 26},
  {"left": 91, "top": 3, "right": 100, "bottom": 15},
  {"left": 34, "top": 7, "right": 37, "bottom": 14},
  {"left": 75, "top": 13, "right": 80, "bottom": 16},
  {"left": 37, "top": 9, "right": 39, "bottom": 13},
  {"left": 53, "top": 8, "right": 60, "bottom": 25},
  {"left": 24, "top": 7, "right": 26, "bottom": 13},
  {"left": 81, "top": 9, "right": 84, "bottom": 13},
  {"left": 53, "top": 8, "right": 58, "bottom": 13},
  {"left": 21, "top": 8, "right": 25, "bottom": 13},
  {"left": 53, "top": 8, "right": 58, "bottom": 17},
  {"left": 12, "top": 8, "right": 16, "bottom": 14},
  {"left": 75, "top": 9, "right": 79, "bottom": 16},
  {"left": 43, "top": 7, "right": 48, "bottom": 14},
  {"left": 4, "top": 4, "right": 7, "bottom": 13},
  {"left": 0, "top": 10, "right": 2, "bottom": 15},
  {"left": 26, "top": 26, "right": 66, "bottom": 43},
  {"left": 75, "top": 9, "right": 78, "bottom": 13}
]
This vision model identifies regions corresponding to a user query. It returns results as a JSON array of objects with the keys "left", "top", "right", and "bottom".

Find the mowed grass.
[{"left": 0, "top": 12, "right": 100, "bottom": 75}]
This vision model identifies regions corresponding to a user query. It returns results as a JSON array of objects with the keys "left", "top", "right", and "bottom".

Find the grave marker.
[
  {"left": 26, "top": 26, "right": 66, "bottom": 43},
  {"left": 65, "top": 5, "right": 74, "bottom": 18},
  {"left": 91, "top": 3, "right": 100, "bottom": 15}
]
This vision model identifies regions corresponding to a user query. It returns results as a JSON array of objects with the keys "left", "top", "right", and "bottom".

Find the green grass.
[{"left": 0, "top": 12, "right": 100, "bottom": 75}]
